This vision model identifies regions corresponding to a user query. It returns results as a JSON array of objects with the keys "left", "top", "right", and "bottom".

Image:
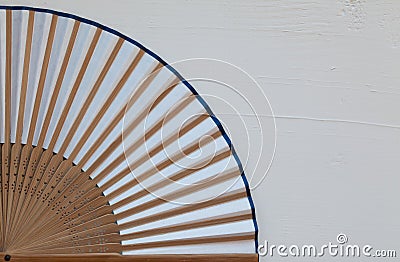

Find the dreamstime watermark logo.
[
  {"left": 258, "top": 234, "right": 397, "bottom": 258},
  {"left": 121, "top": 58, "right": 276, "bottom": 205}
]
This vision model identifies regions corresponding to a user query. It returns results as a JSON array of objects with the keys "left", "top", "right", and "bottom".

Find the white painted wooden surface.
[{"left": 1, "top": 1, "right": 400, "bottom": 261}]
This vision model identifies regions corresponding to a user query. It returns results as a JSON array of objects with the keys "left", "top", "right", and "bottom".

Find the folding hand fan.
[{"left": 0, "top": 6, "right": 258, "bottom": 262}]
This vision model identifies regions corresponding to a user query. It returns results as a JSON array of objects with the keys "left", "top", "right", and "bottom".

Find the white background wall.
[{"left": 2, "top": 1, "right": 400, "bottom": 261}]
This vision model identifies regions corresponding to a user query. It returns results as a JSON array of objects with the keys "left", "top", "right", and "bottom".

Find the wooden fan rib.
[
  {"left": 47, "top": 27, "right": 102, "bottom": 151},
  {"left": 100, "top": 113, "right": 209, "bottom": 192},
  {"left": 34, "top": 154, "right": 64, "bottom": 200},
  {"left": 77, "top": 114, "right": 211, "bottom": 215},
  {"left": 34, "top": 197, "right": 113, "bottom": 242},
  {"left": 15, "top": 205, "right": 117, "bottom": 249},
  {"left": 41, "top": 160, "right": 74, "bottom": 203},
  {"left": 54, "top": 127, "right": 224, "bottom": 226},
  {"left": 111, "top": 148, "right": 232, "bottom": 212},
  {"left": 18, "top": 148, "right": 48, "bottom": 201},
  {"left": 53, "top": 52, "right": 147, "bottom": 205},
  {"left": 116, "top": 166, "right": 240, "bottom": 222},
  {"left": 18, "top": 220, "right": 120, "bottom": 251},
  {"left": 119, "top": 188, "right": 247, "bottom": 230},
  {"left": 15, "top": 10, "right": 34, "bottom": 144},
  {"left": 27, "top": 232, "right": 253, "bottom": 254},
  {"left": 24, "top": 192, "right": 238, "bottom": 254},
  {"left": 23, "top": 200, "right": 115, "bottom": 246},
  {"left": 17, "top": 243, "right": 122, "bottom": 254},
  {"left": 11, "top": 160, "right": 74, "bottom": 244},
  {"left": 36, "top": 108, "right": 209, "bottom": 220},
  {"left": 21, "top": 208, "right": 118, "bottom": 249},
  {"left": 13, "top": 153, "right": 64, "bottom": 238},
  {"left": 20, "top": 171, "right": 104, "bottom": 232},
  {"left": 68, "top": 49, "right": 145, "bottom": 162},
  {"left": 18, "top": 37, "right": 126, "bottom": 233},
  {"left": 15, "top": 133, "right": 118, "bottom": 242},
  {"left": 41, "top": 171, "right": 90, "bottom": 224},
  {"left": 1, "top": 9, "right": 12, "bottom": 248},
  {"left": 5, "top": 143, "right": 22, "bottom": 248},
  {"left": 114, "top": 77, "right": 181, "bottom": 155},
  {"left": 61, "top": 199, "right": 114, "bottom": 228},
  {"left": 120, "top": 210, "right": 253, "bottom": 241},
  {"left": 79, "top": 61, "right": 165, "bottom": 171},
  {"left": 17, "top": 220, "right": 120, "bottom": 252},
  {"left": 11, "top": 147, "right": 48, "bottom": 242},
  {"left": 106, "top": 128, "right": 222, "bottom": 202},
  {"left": 9, "top": 159, "right": 74, "bottom": 246},
  {"left": 146, "top": 113, "right": 209, "bottom": 159},
  {"left": 51, "top": 63, "right": 170, "bottom": 213},
  {"left": 13, "top": 27, "right": 103, "bottom": 242},
  {"left": 12, "top": 14, "right": 59, "bottom": 240},
  {"left": 13, "top": 51, "right": 159, "bottom": 246},
  {"left": 4, "top": 9, "right": 11, "bottom": 143},
  {"left": 1, "top": 144, "right": 10, "bottom": 226},
  {"left": 26, "top": 14, "right": 58, "bottom": 145},
  {"left": 37, "top": 20, "right": 80, "bottom": 147},
  {"left": 8, "top": 144, "right": 32, "bottom": 244},
  {"left": 21, "top": 224, "right": 120, "bottom": 250},
  {"left": 8, "top": 11, "right": 34, "bottom": 242},
  {"left": 48, "top": 166, "right": 86, "bottom": 210},
  {"left": 57, "top": 37, "right": 124, "bottom": 156},
  {"left": 90, "top": 90, "right": 192, "bottom": 185},
  {"left": 10, "top": 154, "right": 64, "bottom": 238},
  {"left": 10, "top": 21, "right": 81, "bottom": 244},
  {"left": 7, "top": 11, "right": 35, "bottom": 246},
  {"left": 21, "top": 233, "right": 121, "bottom": 252},
  {"left": 122, "top": 232, "right": 255, "bottom": 251},
  {"left": 84, "top": 110, "right": 142, "bottom": 183},
  {"left": 58, "top": 145, "right": 230, "bottom": 229},
  {"left": 7, "top": 144, "right": 21, "bottom": 200},
  {"left": 12, "top": 21, "right": 81, "bottom": 238},
  {"left": 58, "top": 187, "right": 104, "bottom": 219},
  {"left": 122, "top": 85, "right": 190, "bottom": 158}
]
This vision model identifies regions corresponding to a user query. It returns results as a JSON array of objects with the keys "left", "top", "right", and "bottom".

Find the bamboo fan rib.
[{"left": 0, "top": 6, "right": 258, "bottom": 261}]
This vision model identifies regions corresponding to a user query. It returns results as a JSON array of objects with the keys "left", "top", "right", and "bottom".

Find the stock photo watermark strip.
[{"left": 258, "top": 234, "right": 396, "bottom": 258}]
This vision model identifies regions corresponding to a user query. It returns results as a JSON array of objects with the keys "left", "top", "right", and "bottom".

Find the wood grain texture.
[{"left": 4, "top": 253, "right": 258, "bottom": 262}]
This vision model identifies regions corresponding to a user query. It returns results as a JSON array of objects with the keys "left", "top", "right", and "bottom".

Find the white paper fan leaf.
[{"left": 0, "top": 6, "right": 258, "bottom": 261}]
